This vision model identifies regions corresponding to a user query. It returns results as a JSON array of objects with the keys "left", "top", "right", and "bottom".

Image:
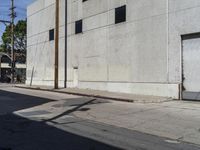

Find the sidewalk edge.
[{"left": 14, "top": 85, "right": 134, "bottom": 103}]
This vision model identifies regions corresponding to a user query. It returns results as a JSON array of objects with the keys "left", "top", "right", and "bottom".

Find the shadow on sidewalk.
[
  {"left": 0, "top": 90, "right": 55, "bottom": 114},
  {"left": 45, "top": 98, "right": 97, "bottom": 122},
  {"left": 0, "top": 90, "right": 121, "bottom": 150}
]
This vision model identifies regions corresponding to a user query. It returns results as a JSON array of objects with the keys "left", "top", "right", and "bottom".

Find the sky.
[{"left": 0, "top": 0, "right": 35, "bottom": 42}]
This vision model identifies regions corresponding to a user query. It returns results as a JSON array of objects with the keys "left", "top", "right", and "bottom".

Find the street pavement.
[{"left": 0, "top": 84, "right": 200, "bottom": 150}]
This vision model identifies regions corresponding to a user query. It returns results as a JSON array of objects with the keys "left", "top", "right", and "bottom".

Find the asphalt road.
[{"left": 0, "top": 84, "right": 200, "bottom": 150}]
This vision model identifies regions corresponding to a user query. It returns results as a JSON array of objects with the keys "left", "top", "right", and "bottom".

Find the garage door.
[{"left": 182, "top": 34, "right": 200, "bottom": 100}]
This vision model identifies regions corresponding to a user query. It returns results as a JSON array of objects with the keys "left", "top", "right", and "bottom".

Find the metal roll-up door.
[{"left": 182, "top": 33, "right": 200, "bottom": 100}]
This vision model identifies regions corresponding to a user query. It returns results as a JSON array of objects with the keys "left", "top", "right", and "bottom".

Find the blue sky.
[{"left": 0, "top": 0, "right": 35, "bottom": 42}]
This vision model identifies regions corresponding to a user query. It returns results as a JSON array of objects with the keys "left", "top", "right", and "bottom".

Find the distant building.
[
  {"left": 26, "top": 0, "right": 200, "bottom": 100},
  {"left": 0, "top": 55, "right": 26, "bottom": 83}
]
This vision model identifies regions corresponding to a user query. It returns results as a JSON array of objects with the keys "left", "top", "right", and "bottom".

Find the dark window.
[
  {"left": 82, "top": 0, "right": 88, "bottom": 2},
  {"left": 115, "top": 5, "right": 126, "bottom": 24},
  {"left": 49, "top": 29, "right": 54, "bottom": 41},
  {"left": 75, "top": 20, "right": 82, "bottom": 34}
]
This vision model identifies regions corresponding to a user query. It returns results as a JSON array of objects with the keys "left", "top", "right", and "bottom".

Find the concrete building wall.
[
  {"left": 66, "top": 0, "right": 173, "bottom": 97},
  {"left": 26, "top": 0, "right": 65, "bottom": 86},
  {"left": 26, "top": 0, "right": 200, "bottom": 99},
  {"left": 168, "top": 0, "right": 200, "bottom": 83}
]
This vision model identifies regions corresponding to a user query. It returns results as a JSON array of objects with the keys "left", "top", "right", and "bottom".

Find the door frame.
[
  {"left": 73, "top": 66, "right": 79, "bottom": 88},
  {"left": 181, "top": 32, "right": 200, "bottom": 100}
]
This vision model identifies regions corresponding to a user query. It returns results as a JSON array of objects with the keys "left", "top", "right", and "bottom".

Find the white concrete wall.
[
  {"left": 168, "top": 0, "right": 200, "bottom": 83},
  {"left": 26, "top": 0, "right": 65, "bottom": 87},
  {"left": 66, "top": 0, "right": 176, "bottom": 98},
  {"left": 26, "top": 0, "right": 200, "bottom": 99}
]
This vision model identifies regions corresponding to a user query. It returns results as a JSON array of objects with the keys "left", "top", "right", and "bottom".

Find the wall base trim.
[{"left": 67, "top": 81, "right": 179, "bottom": 99}]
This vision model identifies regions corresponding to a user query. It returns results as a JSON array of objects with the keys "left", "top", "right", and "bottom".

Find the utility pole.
[
  {"left": 54, "top": 0, "right": 59, "bottom": 89},
  {"left": 10, "top": 0, "right": 15, "bottom": 84}
]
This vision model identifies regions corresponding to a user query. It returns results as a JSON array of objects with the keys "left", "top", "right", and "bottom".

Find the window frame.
[
  {"left": 115, "top": 5, "right": 126, "bottom": 24},
  {"left": 49, "top": 29, "right": 54, "bottom": 41},
  {"left": 75, "top": 20, "right": 83, "bottom": 34}
]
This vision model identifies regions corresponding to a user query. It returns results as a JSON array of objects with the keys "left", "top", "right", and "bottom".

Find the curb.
[{"left": 14, "top": 85, "right": 134, "bottom": 103}]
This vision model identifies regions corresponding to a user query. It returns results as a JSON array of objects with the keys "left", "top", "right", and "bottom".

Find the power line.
[
  {"left": 0, "top": 20, "right": 11, "bottom": 23},
  {"left": 0, "top": 5, "right": 10, "bottom": 7}
]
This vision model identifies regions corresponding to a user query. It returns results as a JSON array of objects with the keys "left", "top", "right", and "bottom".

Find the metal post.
[
  {"left": 11, "top": 0, "right": 15, "bottom": 84},
  {"left": 64, "top": 0, "right": 67, "bottom": 88},
  {"left": 54, "top": 0, "right": 59, "bottom": 89}
]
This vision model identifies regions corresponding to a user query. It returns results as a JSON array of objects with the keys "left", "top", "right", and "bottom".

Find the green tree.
[{"left": 1, "top": 20, "right": 27, "bottom": 63}]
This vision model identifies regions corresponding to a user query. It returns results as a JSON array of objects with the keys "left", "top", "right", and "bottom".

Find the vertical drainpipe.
[
  {"left": 166, "top": 0, "right": 170, "bottom": 97},
  {"left": 64, "top": 0, "right": 67, "bottom": 88},
  {"left": 167, "top": 0, "right": 169, "bottom": 83}
]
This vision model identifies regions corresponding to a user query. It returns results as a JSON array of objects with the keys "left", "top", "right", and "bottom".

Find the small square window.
[
  {"left": 115, "top": 5, "right": 126, "bottom": 24},
  {"left": 75, "top": 20, "right": 82, "bottom": 34},
  {"left": 49, "top": 29, "right": 54, "bottom": 41}
]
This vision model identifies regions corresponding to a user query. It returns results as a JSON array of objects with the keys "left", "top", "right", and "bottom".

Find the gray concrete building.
[{"left": 26, "top": 0, "right": 200, "bottom": 100}]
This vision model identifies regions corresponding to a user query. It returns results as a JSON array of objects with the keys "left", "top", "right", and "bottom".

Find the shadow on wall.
[{"left": 0, "top": 90, "right": 121, "bottom": 150}]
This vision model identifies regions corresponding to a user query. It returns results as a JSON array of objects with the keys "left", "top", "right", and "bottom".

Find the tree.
[
  {"left": 0, "top": 20, "right": 26, "bottom": 63},
  {"left": 0, "top": 45, "right": 3, "bottom": 53}
]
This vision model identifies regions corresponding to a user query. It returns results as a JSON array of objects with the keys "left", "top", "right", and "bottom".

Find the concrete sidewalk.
[
  {"left": 15, "top": 84, "right": 172, "bottom": 103},
  {"left": 73, "top": 100, "right": 200, "bottom": 145}
]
